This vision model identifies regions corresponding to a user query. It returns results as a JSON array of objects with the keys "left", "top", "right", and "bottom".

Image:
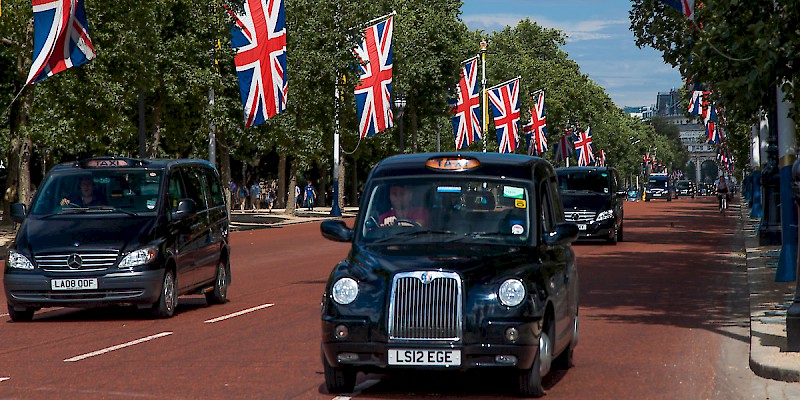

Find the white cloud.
[{"left": 461, "top": 14, "right": 628, "bottom": 42}]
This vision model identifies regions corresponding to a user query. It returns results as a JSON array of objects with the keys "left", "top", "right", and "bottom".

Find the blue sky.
[{"left": 460, "top": 0, "right": 682, "bottom": 108}]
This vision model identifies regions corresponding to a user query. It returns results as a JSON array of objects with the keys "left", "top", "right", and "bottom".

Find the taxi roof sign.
[
  {"left": 425, "top": 157, "right": 480, "bottom": 172},
  {"left": 84, "top": 159, "right": 130, "bottom": 168}
]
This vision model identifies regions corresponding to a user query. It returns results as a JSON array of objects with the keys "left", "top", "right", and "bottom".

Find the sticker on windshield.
[
  {"left": 511, "top": 224, "right": 524, "bottom": 235},
  {"left": 515, "top": 199, "right": 527, "bottom": 208},
  {"left": 503, "top": 186, "right": 524, "bottom": 199},
  {"left": 604, "top": 188, "right": 609, "bottom": 194},
  {"left": 146, "top": 199, "right": 156, "bottom": 210},
  {"left": 437, "top": 186, "right": 462, "bottom": 193}
]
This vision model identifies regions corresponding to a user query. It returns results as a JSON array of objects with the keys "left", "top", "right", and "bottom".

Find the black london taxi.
[
  {"left": 556, "top": 166, "right": 625, "bottom": 244},
  {"left": 4, "top": 157, "right": 231, "bottom": 321},
  {"left": 319, "top": 153, "right": 579, "bottom": 397},
  {"left": 676, "top": 179, "right": 695, "bottom": 198},
  {"left": 644, "top": 174, "right": 674, "bottom": 201}
]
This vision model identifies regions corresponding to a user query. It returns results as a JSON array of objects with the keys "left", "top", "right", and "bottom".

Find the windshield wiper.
[
  {"left": 87, "top": 205, "right": 138, "bottom": 216},
  {"left": 371, "top": 229, "right": 460, "bottom": 243},
  {"left": 42, "top": 205, "right": 137, "bottom": 218}
]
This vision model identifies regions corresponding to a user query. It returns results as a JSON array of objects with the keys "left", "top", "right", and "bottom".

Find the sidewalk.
[
  {"left": 742, "top": 199, "right": 800, "bottom": 381},
  {"left": 229, "top": 206, "right": 359, "bottom": 231}
]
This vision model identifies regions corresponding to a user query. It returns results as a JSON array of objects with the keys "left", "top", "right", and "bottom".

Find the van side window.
[
  {"left": 539, "top": 181, "right": 554, "bottom": 234},
  {"left": 182, "top": 168, "right": 207, "bottom": 210},
  {"left": 204, "top": 168, "right": 225, "bottom": 208},
  {"left": 167, "top": 172, "right": 185, "bottom": 214}
]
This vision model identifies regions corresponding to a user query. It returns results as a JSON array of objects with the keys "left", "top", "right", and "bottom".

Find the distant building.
[
  {"left": 625, "top": 105, "right": 654, "bottom": 121},
  {"left": 653, "top": 89, "right": 716, "bottom": 184}
]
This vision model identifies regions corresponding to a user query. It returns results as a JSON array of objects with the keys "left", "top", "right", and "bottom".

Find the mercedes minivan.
[
  {"left": 4, "top": 157, "right": 231, "bottom": 321},
  {"left": 556, "top": 166, "right": 625, "bottom": 244}
]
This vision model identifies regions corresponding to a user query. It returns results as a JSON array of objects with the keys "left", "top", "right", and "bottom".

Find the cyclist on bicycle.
[{"left": 714, "top": 175, "right": 730, "bottom": 213}]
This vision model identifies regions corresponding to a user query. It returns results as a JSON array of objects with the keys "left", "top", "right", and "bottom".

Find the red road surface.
[{"left": 0, "top": 196, "right": 749, "bottom": 399}]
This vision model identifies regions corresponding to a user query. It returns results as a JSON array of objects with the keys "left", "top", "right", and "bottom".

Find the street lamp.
[{"left": 394, "top": 92, "right": 406, "bottom": 153}]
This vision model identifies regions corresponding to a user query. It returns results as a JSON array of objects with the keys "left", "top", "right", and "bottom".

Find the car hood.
[
  {"left": 347, "top": 243, "right": 537, "bottom": 283},
  {"left": 15, "top": 215, "right": 157, "bottom": 254},
  {"left": 560, "top": 192, "right": 611, "bottom": 211}
]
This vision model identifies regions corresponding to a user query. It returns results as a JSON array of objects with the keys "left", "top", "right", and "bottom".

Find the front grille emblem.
[
  {"left": 571, "top": 213, "right": 579, "bottom": 221},
  {"left": 67, "top": 253, "right": 83, "bottom": 269},
  {"left": 420, "top": 272, "right": 433, "bottom": 284}
]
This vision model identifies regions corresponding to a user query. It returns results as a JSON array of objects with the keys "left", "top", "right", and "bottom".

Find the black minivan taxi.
[
  {"left": 4, "top": 157, "right": 231, "bottom": 321},
  {"left": 555, "top": 166, "right": 625, "bottom": 244},
  {"left": 319, "top": 153, "right": 579, "bottom": 398}
]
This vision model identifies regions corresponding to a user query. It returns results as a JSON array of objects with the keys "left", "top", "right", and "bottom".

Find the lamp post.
[{"left": 394, "top": 92, "right": 406, "bottom": 153}]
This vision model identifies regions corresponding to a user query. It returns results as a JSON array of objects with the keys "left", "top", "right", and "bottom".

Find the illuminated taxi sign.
[
  {"left": 425, "top": 157, "right": 480, "bottom": 172},
  {"left": 85, "top": 159, "right": 130, "bottom": 168}
]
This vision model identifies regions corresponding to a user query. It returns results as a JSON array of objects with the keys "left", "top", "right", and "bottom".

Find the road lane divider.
[
  {"left": 64, "top": 332, "right": 173, "bottom": 362},
  {"left": 204, "top": 303, "right": 274, "bottom": 324},
  {"left": 331, "top": 379, "right": 380, "bottom": 400},
  {"left": 0, "top": 313, "right": 8, "bottom": 318},
  {"left": 0, "top": 377, "right": 9, "bottom": 383}
]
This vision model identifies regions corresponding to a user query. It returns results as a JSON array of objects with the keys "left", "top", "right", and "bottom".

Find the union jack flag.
[
  {"left": 688, "top": 90, "right": 703, "bottom": 115},
  {"left": 488, "top": 78, "right": 521, "bottom": 154},
  {"left": 523, "top": 90, "right": 547, "bottom": 156},
  {"left": 553, "top": 132, "right": 573, "bottom": 164},
  {"left": 658, "top": 0, "right": 694, "bottom": 19},
  {"left": 26, "top": 0, "right": 96, "bottom": 85},
  {"left": 574, "top": 126, "right": 594, "bottom": 167},
  {"left": 449, "top": 57, "right": 481, "bottom": 150},
  {"left": 596, "top": 149, "right": 606, "bottom": 167},
  {"left": 354, "top": 16, "right": 394, "bottom": 138},
  {"left": 228, "top": 0, "right": 287, "bottom": 127}
]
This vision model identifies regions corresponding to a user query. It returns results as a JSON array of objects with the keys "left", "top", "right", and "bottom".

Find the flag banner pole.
[
  {"left": 349, "top": 10, "right": 397, "bottom": 31},
  {"left": 460, "top": 55, "right": 480, "bottom": 65},
  {"left": 487, "top": 76, "right": 522, "bottom": 92}
]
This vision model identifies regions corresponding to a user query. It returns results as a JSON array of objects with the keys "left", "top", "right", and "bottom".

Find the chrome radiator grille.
[
  {"left": 35, "top": 250, "right": 120, "bottom": 272},
  {"left": 388, "top": 271, "right": 462, "bottom": 341},
  {"left": 564, "top": 210, "right": 597, "bottom": 223}
]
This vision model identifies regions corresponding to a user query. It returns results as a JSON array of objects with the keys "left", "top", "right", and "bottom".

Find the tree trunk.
[
  {"left": 148, "top": 94, "right": 162, "bottom": 158},
  {"left": 410, "top": 99, "right": 419, "bottom": 153},
  {"left": 317, "top": 162, "right": 327, "bottom": 207},
  {"left": 277, "top": 154, "right": 287, "bottom": 208},
  {"left": 285, "top": 160, "right": 296, "bottom": 214},
  {"left": 350, "top": 157, "right": 358, "bottom": 207},
  {"left": 218, "top": 135, "right": 232, "bottom": 215}
]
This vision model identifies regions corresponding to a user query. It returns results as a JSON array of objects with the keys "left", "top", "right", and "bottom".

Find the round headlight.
[
  {"left": 331, "top": 277, "right": 359, "bottom": 305},
  {"left": 498, "top": 279, "right": 526, "bottom": 307}
]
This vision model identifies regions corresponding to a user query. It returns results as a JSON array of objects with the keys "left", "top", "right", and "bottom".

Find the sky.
[{"left": 460, "top": 0, "right": 683, "bottom": 108}]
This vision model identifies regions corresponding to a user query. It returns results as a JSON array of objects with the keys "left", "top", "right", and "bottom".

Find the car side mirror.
[
  {"left": 10, "top": 202, "right": 26, "bottom": 223},
  {"left": 171, "top": 198, "right": 196, "bottom": 221},
  {"left": 321, "top": 219, "right": 354, "bottom": 242},
  {"left": 543, "top": 222, "right": 579, "bottom": 246},
  {"left": 615, "top": 190, "right": 627, "bottom": 197}
]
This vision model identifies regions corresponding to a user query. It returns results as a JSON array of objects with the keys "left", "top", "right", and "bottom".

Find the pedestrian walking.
[
  {"left": 238, "top": 183, "right": 249, "bottom": 212},
  {"left": 266, "top": 187, "right": 275, "bottom": 212},
  {"left": 250, "top": 181, "right": 262, "bottom": 211},
  {"left": 294, "top": 184, "right": 301, "bottom": 209},
  {"left": 304, "top": 181, "right": 317, "bottom": 211}
]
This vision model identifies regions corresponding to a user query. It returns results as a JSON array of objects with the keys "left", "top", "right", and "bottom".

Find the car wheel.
[
  {"left": 518, "top": 320, "right": 553, "bottom": 397},
  {"left": 607, "top": 225, "right": 618, "bottom": 245},
  {"left": 667, "top": 197, "right": 672, "bottom": 202},
  {"left": 151, "top": 269, "right": 177, "bottom": 318},
  {"left": 553, "top": 308, "right": 578, "bottom": 370},
  {"left": 617, "top": 223, "right": 624, "bottom": 242},
  {"left": 7, "top": 304, "right": 34, "bottom": 322},
  {"left": 206, "top": 260, "right": 229, "bottom": 305},
  {"left": 322, "top": 347, "right": 356, "bottom": 394},
  {"left": 645, "top": 198, "right": 650, "bottom": 202}
]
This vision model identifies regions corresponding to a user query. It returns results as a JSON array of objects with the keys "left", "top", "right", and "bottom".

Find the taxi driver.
[{"left": 379, "top": 184, "right": 429, "bottom": 227}]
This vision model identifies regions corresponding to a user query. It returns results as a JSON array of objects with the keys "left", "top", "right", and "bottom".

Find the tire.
[
  {"left": 617, "top": 223, "right": 624, "bottom": 242},
  {"left": 518, "top": 321, "right": 553, "bottom": 398},
  {"left": 607, "top": 225, "right": 618, "bottom": 245},
  {"left": 322, "top": 348, "right": 356, "bottom": 394},
  {"left": 645, "top": 198, "right": 650, "bottom": 202},
  {"left": 667, "top": 197, "right": 672, "bottom": 202},
  {"left": 7, "top": 304, "right": 34, "bottom": 322},
  {"left": 151, "top": 269, "right": 177, "bottom": 318},
  {"left": 205, "top": 261, "right": 230, "bottom": 305}
]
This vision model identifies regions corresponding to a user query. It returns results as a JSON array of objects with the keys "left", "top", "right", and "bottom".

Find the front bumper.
[
  {"left": 4, "top": 269, "right": 164, "bottom": 309},
  {"left": 576, "top": 218, "right": 615, "bottom": 239},
  {"left": 321, "top": 318, "right": 539, "bottom": 372},
  {"left": 647, "top": 191, "right": 668, "bottom": 199}
]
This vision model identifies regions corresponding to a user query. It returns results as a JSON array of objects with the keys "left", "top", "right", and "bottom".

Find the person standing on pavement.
[
  {"left": 294, "top": 184, "right": 301, "bottom": 209},
  {"left": 304, "top": 181, "right": 317, "bottom": 211},
  {"left": 238, "top": 183, "right": 249, "bottom": 212},
  {"left": 250, "top": 181, "right": 262, "bottom": 211}
]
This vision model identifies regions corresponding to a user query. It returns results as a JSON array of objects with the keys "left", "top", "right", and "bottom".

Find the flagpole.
[
  {"left": 348, "top": 10, "right": 397, "bottom": 31},
  {"left": 480, "top": 40, "right": 488, "bottom": 153},
  {"left": 486, "top": 76, "right": 522, "bottom": 92}
]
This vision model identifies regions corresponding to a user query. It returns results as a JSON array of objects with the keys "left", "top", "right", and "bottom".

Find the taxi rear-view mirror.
[
  {"left": 171, "top": 199, "right": 196, "bottom": 221},
  {"left": 321, "top": 219, "right": 354, "bottom": 242},
  {"left": 543, "top": 222, "right": 579, "bottom": 246},
  {"left": 10, "top": 202, "right": 26, "bottom": 223}
]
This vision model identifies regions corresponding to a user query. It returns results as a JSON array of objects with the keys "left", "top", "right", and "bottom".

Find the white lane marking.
[
  {"left": 0, "top": 377, "right": 9, "bottom": 383},
  {"left": 64, "top": 332, "right": 173, "bottom": 362},
  {"left": 331, "top": 379, "right": 380, "bottom": 400},
  {"left": 0, "top": 313, "right": 8, "bottom": 318},
  {"left": 204, "top": 303, "right": 274, "bottom": 324}
]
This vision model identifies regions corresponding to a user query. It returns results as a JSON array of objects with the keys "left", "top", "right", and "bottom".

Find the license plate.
[
  {"left": 51, "top": 278, "right": 98, "bottom": 291},
  {"left": 577, "top": 224, "right": 587, "bottom": 231},
  {"left": 388, "top": 349, "right": 461, "bottom": 366}
]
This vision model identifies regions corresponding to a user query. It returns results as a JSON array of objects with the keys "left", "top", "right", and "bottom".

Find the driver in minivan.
[{"left": 60, "top": 177, "right": 107, "bottom": 207}]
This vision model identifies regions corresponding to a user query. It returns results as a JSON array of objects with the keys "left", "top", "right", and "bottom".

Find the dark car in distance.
[
  {"left": 4, "top": 157, "right": 231, "bottom": 321},
  {"left": 676, "top": 180, "right": 695, "bottom": 198},
  {"left": 319, "top": 153, "right": 579, "bottom": 397},
  {"left": 556, "top": 166, "right": 625, "bottom": 244},
  {"left": 645, "top": 174, "right": 675, "bottom": 201}
]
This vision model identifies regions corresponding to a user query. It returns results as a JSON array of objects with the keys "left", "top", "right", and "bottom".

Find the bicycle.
[{"left": 717, "top": 191, "right": 728, "bottom": 214}]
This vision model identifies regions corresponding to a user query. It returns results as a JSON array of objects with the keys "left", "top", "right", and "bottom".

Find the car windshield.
[
  {"left": 359, "top": 178, "right": 531, "bottom": 245},
  {"left": 677, "top": 181, "right": 689, "bottom": 189},
  {"left": 648, "top": 178, "right": 668, "bottom": 188},
  {"left": 556, "top": 170, "right": 610, "bottom": 194},
  {"left": 31, "top": 169, "right": 163, "bottom": 216}
]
